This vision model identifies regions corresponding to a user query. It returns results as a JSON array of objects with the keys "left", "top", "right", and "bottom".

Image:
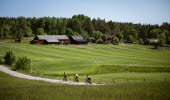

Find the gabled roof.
[
  {"left": 107, "top": 35, "right": 116, "bottom": 38},
  {"left": 46, "top": 39, "right": 60, "bottom": 42},
  {"left": 71, "top": 35, "right": 86, "bottom": 42},
  {"left": 37, "top": 35, "right": 69, "bottom": 40},
  {"left": 149, "top": 39, "right": 159, "bottom": 43}
]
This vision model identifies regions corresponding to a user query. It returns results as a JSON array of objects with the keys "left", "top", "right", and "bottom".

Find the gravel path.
[{"left": 0, "top": 65, "right": 104, "bottom": 85}]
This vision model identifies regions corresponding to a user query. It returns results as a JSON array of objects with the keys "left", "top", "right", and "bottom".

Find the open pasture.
[{"left": 0, "top": 43, "right": 170, "bottom": 84}]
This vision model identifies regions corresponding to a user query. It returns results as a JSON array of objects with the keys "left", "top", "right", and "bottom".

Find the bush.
[
  {"left": 113, "top": 37, "right": 119, "bottom": 44},
  {"left": 96, "top": 39, "right": 104, "bottom": 44},
  {"left": 101, "top": 34, "right": 107, "bottom": 42},
  {"left": 144, "top": 38, "right": 150, "bottom": 45},
  {"left": 128, "top": 35, "right": 135, "bottom": 43},
  {"left": 159, "top": 39, "right": 165, "bottom": 47},
  {"left": 153, "top": 42, "right": 159, "bottom": 49},
  {"left": 15, "top": 56, "right": 32, "bottom": 71},
  {"left": 92, "top": 31, "right": 103, "bottom": 42},
  {"left": 4, "top": 51, "right": 16, "bottom": 66},
  {"left": 116, "top": 32, "right": 123, "bottom": 41},
  {"left": 139, "top": 38, "right": 144, "bottom": 44},
  {"left": 0, "top": 58, "right": 4, "bottom": 64}
]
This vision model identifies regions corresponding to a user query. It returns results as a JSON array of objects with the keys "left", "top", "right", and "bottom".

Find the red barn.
[
  {"left": 69, "top": 35, "right": 87, "bottom": 45},
  {"left": 31, "top": 35, "right": 69, "bottom": 45}
]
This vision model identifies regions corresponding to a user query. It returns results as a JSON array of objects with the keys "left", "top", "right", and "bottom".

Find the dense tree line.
[{"left": 0, "top": 14, "right": 170, "bottom": 46}]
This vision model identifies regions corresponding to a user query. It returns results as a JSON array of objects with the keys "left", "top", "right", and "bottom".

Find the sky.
[{"left": 0, "top": 0, "right": 170, "bottom": 25}]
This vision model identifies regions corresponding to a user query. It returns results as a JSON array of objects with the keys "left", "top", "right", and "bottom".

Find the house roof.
[
  {"left": 37, "top": 35, "right": 69, "bottom": 40},
  {"left": 36, "top": 35, "right": 69, "bottom": 43},
  {"left": 71, "top": 35, "right": 86, "bottom": 42},
  {"left": 107, "top": 35, "right": 116, "bottom": 38},
  {"left": 149, "top": 39, "right": 159, "bottom": 43},
  {"left": 46, "top": 39, "right": 60, "bottom": 42}
]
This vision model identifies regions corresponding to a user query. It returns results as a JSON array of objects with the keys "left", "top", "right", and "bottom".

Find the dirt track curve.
[{"left": 0, "top": 65, "right": 104, "bottom": 85}]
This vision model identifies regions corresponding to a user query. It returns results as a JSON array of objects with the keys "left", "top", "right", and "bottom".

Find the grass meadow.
[
  {"left": 0, "top": 71, "right": 170, "bottom": 100},
  {"left": 0, "top": 42, "right": 170, "bottom": 99}
]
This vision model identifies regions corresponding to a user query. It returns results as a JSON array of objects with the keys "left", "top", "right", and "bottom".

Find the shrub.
[
  {"left": 101, "top": 34, "right": 107, "bottom": 42},
  {"left": 116, "top": 32, "right": 123, "bottom": 41},
  {"left": 96, "top": 39, "right": 104, "bottom": 44},
  {"left": 128, "top": 35, "right": 134, "bottom": 43},
  {"left": 154, "top": 42, "right": 159, "bottom": 49},
  {"left": 144, "top": 38, "right": 150, "bottom": 45},
  {"left": 159, "top": 39, "right": 165, "bottom": 47},
  {"left": 15, "top": 56, "right": 32, "bottom": 71},
  {"left": 0, "top": 58, "right": 4, "bottom": 64},
  {"left": 113, "top": 37, "right": 119, "bottom": 44},
  {"left": 139, "top": 38, "right": 144, "bottom": 44},
  {"left": 4, "top": 51, "right": 16, "bottom": 66},
  {"left": 92, "top": 31, "right": 103, "bottom": 42}
]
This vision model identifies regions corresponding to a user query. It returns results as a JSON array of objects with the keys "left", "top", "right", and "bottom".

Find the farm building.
[
  {"left": 31, "top": 35, "right": 69, "bottom": 45},
  {"left": 149, "top": 38, "right": 159, "bottom": 45},
  {"left": 69, "top": 35, "right": 87, "bottom": 44},
  {"left": 149, "top": 39, "right": 159, "bottom": 43},
  {"left": 106, "top": 35, "right": 116, "bottom": 43}
]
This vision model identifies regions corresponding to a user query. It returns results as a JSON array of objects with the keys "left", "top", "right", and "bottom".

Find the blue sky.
[{"left": 0, "top": 0, "right": 170, "bottom": 25}]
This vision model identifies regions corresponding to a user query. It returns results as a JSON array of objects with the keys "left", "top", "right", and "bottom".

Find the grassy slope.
[
  {"left": 0, "top": 71, "right": 170, "bottom": 100},
  {"left": 0, "top": 43, "right": 170, "bottom": 99},
  {"left": 0, "top": 43, "right": 170, "bottom": 82},
  {"left": 0, "top": 43, "right": 170, "bottom": 73}
]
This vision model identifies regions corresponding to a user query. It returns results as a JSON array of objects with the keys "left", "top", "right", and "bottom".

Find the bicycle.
[
  {"left": 63, "top": 76, "right": 67, "bottom": 82},
  {"left": 85, "top": 78, "right": 92, "bottom": 85},
  {"left": 74, "top": 76, "right": 79, "bottom": 83}
]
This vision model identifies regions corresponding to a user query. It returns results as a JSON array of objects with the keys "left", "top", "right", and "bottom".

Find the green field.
[
  {"left": 0, "top": 43, "right": 170, "bottom": 99},
  {"left": 0, "top": 43, "right": 170, "bottom": 84},
  {"left": 0, "top": 71, "right": 170, "bottom": 100}
]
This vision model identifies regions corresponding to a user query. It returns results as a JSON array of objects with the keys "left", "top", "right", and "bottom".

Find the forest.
[{"left": 0, "top": 14, "right": 170, "bottom": 46}]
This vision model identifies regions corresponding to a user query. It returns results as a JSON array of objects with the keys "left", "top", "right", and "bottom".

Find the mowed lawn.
[{"left": 0, "top": 43, "right": 170, "bottom": 84}]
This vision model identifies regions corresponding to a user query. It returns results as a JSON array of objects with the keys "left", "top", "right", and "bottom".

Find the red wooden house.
[
  {"left": 31, "top": 35, "right": 69, "bottom": 45},
  {"left": 69, "top": 35, "right": 87, "bottom": 45}
]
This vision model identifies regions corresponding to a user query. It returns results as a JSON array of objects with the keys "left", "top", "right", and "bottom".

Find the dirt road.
[{"left": 0, "top": 65, "right": 103, "bottom": 85}]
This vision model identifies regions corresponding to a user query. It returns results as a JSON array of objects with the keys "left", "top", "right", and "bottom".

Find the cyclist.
[
  {"left": 63, "top": 72, "right": 67, "bottom": 82},
  {"left": 74, "top": 73, "right": 79, "bottom": 82},
  {"left": 86, "top": 74, "right": 92, "bottom": 85}
]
